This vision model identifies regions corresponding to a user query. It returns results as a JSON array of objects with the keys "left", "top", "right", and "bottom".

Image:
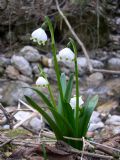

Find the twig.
[
  {"left": 18, "top": 99, "right": 37, "bottom": 113},
  {"left": 55, "top": 0, "right": 93, "bottom": 72},
  {"left": 70, "top": 149, "right": 113, "bottom": 159},
  {"left": 41, "top": 130, "right": 55, "bottom": 139},
  {"left": 81, "top": 137, "right": 85, "bottom": 160},
  {"left": 0, "top": 136, "right": 19, "bottom": 148},
  {"left": 93, "top": 68, "right": 120, "bottom": 74},
  {"left": 87, "top": 139, "right": 120, "bottom": 153},
  {"left": 64, "top": 136, "right": 120, "bottom": 153},
  {"left": 0, "top": 103, "right": 13, "bottom": 129}
]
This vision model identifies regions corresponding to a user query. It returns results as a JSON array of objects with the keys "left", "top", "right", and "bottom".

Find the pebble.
[
  {"left": 43, "top": 68, "right": 57, "bottom": 81},
  {"left": 87, "top": 72, "right": 104, "bottom": 87},
  {"left": 88, "top": 122, "right": 104, "bottom": 132},
  {"left": 105, "top": 115, "right": 120, "bottom": 125},
  {"left": 90, "top": 111, "right": 101, "bottom": 123},
  {"left": 91, "top": 59, "right": 104, "bottom": 68},
  {"left": 14, "top": 111, "right": 31, "bottom": 121},
  {"left": 11, "top": 55, "right": 32, "bottom": 77},
  {"left": 5, "top": 65, "right": 20, "bottom": 80},
  {"left": 0, "top": 55, "right": 11, "bottom": 67},
  {"left": 108, "top": 58, "right": 120, "bottom": 70},
  {"left": 1, "top": 81, "right": 33, "bottom": 105},
  {"left": 20, "top": 46, "right": 41, "bottom": 62},
  {"left": 29, "top": 117, "right": 43, "bottom": 131}
]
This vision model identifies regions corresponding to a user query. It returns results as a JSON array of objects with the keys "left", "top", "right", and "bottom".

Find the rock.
[
  {"left": 108, "top": 58, "right": 120, "bottom": 70},
  {"left": 105, "top": 78, "right": 120, "bottom": 95},
  {"left": 3, "top": 125, "right": 10, "bottom": 130},
  {"left": 11, "top": 55, "right": 32, "bottom": 77},
  {"left": 88, "top": 122, "right": 104, "bottom": 132},
  {"left": 18, "top": 75, "right": 33, "bottom": 83},
  {"left": 77, "top": 57, "right": 104, "bottom": 69},
  {"left": 112, "top": 127, "right": 120, "bottom": 134},
  {"left": 43, "top": 68, "right": 57, "bottom": 81},
  {"left": 109, "top": 35, "right": 120, "bottom": 45},
  {"left": 14, "top": 111, "right": 31, "bottom": 121},
  {"left": 116, "top": 18, "right": 120, "bottom": 25},
  {"left": 5, "top": 65, "right": 20, "bottom": 80},
  {"left": 91, "top": 59, "right": 104, "bottom": 68},
  {"left": 41, "top": 56, "right": 53, "bottom": 67},
  {"left": 1, "top": 81, "right": 33, "bottom": 105},
  {"left": 77, "top": 57, "right": 87, "bottom": 69},
  {"left": 31, "top": 63, "right": 39, "bottom": 75},
  {"left": 14, "top": 111, "right": 43, "bottom": 131},
  {"left": 97, "top": 100, "right": 119, "bottom": 114},
  {"left": 90, "top": 111, "right": 101, "bottom": 123},
  {"left": 20, "top": 46, "right": 41, "bottom": 62},
  {"left": 0, "top": 55, "right": 11, "bottom": 67},
  {"left": 29, "top": 117, "right": 43, "bottom": 131},
  {"left": 105, "top": 115, "right": 120, "bottom": 125},
  {"left": 87, "top": 72, "right": 104, "bottom": 87}
]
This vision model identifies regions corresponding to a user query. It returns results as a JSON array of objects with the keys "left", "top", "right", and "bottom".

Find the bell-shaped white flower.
[
  {"left": 36, "top": 76, "right": 49, "bottom": 87},
  {"left": 31, "top": 28, "right": 47, "bottom": 45},
  {"left": 70, "top": 96, "right": 84, "bottom": 109},
  {"left": 58, "top": 48, "right": 75, "bottom": 62}
]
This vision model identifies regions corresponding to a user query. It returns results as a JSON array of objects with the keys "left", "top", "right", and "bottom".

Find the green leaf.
[
  {"left": 60, "top": 73, "right": 67, "bottom": 96},
  {"left": 58, "top": 73, "right": 67, "bottom": 114},
  {"left": 62, "top": 100, "right": 75, "bottom": 132},
  {"left": 65, "top": 73, "right": 74, "bottom": 102},
  {"left": 31, "top": 88, "right": 72, "bottom": 135},
  {"left": 50, "top": 107, "right": 74, "bottom": 136},
  {"left": 32, "top": 88, "right": 55, "bottom": 109},
  {"left": 25, "top": 96, "right": 63, "bottom": 140},
  {"left": 79, "top": 95, "right": 99, "bottom": 137}
]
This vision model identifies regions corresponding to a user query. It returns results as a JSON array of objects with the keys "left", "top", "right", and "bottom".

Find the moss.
[{"left": 5, "top": 129, "right": 31, "bottom": 138}]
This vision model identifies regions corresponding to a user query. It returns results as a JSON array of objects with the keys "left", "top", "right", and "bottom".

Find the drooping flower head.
[
  {"left": 31, "top": 28, "right": 47, "bottom": 45},
  {"left": 58, "top": 48, "right": 75, "bottom": 62},
  {"left": 36, "top": 76, "right": 49, "bottom": 87},
  {"left": 70, "top": 96, "right": 84, "bottom": 110}
]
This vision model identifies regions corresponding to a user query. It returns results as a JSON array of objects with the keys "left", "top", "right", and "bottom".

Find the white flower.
[
  {"left": 58, "top": 48, "right": 75, "bottom": 62},
  {"left": 70, "top": 96, "right": 84, "bottom": 109},
  {"left": 36, "top": 76, "right": 49, "bottom": 87},
  {"left": 31, "top": 28, "right": 47, "bottom": 45}
]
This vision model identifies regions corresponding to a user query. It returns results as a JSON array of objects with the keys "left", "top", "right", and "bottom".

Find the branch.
[{"left": 0, "top": 103, "right": 13, "bottom": 129}]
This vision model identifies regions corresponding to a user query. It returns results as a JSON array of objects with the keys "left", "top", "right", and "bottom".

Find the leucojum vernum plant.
[{"left": 25, "top": 16, "right": 98, "bottom": 150}]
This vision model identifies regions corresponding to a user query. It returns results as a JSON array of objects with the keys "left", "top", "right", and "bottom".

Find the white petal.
[
  {"left": 58, "top": 48, "right": 75, "bottom": 61},
  {"left": 31, "top": 28, "right": 47, "bottom": 42},
  {"left": 36, "top": 76, "right": 49, "bottom": 86},
  {"left": 70, "top": 96, "right": 84, "bottom": 109},
  {"left": 79, "top": 96, "right": 84, "bottom": 106}
]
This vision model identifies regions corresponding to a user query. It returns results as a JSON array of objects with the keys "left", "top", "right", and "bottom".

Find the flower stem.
[
  {"left": 69, "top": 38, "right": 79, "bottom": 136},
  {"left": 48, "top": 84, "right": 57, "bottom": 109},
  {"left": 45, "top": 16, "right": 64, "bottom": 103}
]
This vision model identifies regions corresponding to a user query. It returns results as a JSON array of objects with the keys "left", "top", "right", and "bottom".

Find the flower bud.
[
  {"left": 36, "top": 76, "right": 49, "bottom": 87},
  {"left": 58, "top": 48, "right": 75, "bottom": 62},
  {"left": 31, "top": 28, "right": 47, "bottom": 45}
]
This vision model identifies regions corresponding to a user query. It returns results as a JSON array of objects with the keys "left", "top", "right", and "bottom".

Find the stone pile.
[
  {"left": 0, "top": 45, "right": 120, "bottom": 105},
  {"left": 0, "top": 45, "right": 119, "bottom": 134}
]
